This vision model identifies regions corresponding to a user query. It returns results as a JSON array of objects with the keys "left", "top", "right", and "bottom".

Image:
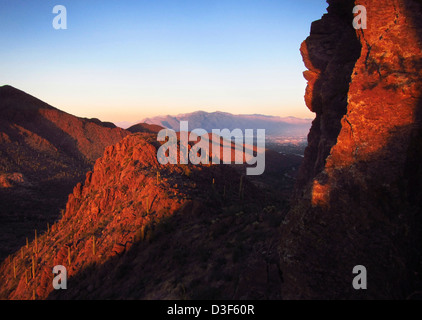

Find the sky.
[{"left": 0, "top": 0, "right": 328, "bottom": 124}]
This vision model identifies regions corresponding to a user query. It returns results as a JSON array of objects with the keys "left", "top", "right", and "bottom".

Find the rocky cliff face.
[{"left": 281, "top": 0, "right": 422, "bottom": 299}]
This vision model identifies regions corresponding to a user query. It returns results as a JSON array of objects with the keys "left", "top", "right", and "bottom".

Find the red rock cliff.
[{"left": 281, "top": 0, "right": 422, "bottom": 299}]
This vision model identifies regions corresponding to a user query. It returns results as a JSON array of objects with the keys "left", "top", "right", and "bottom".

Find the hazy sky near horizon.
[{"left": 0, "top": 0, "right": 327, "bottom": 123}]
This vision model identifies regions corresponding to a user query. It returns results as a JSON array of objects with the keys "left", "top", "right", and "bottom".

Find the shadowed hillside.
[
  {"left": 0, "top": 133, "right": 293, "bottom": 300},
  {"left": 0, "top": 85, "right": 129, "bottom": 261},
  {"left": 127, "top": 123, "right": 164, "bottom": 134}
]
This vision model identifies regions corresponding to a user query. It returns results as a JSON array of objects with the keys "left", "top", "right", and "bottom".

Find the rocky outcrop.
[
  {"left": 281, "top": 0, "right": 422, "bottom": 299},
  {"left": 0, "top": 134, "right": 191, "bottom": 299},
  {"left": 295, "top": 0, "right": 361, "bottom": 192}
]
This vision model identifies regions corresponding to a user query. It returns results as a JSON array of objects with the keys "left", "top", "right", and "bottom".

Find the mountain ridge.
[
  {"left": 0, "top": 84, "right": 130, "bottom": 260},
  {"left": 141, "top": 110, "right": 312, "bottom": 139}
]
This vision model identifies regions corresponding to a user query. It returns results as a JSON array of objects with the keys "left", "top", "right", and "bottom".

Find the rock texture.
[{"left": 281, "top": 0, "right": 422, "bottom": 299}]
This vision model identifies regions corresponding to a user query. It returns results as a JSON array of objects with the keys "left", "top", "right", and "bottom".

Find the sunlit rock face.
[{"left": 281, "top": 0, "right": 422, "bottom": 299}]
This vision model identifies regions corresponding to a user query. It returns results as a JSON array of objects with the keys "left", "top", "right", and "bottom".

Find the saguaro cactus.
[
  {"left": 140, "top": 225, "right": 146, "bottom": 241},
  {"left": 68, "top": 247, "right": 71, "bottom": 266},
  {"left": 34, "top": 229, "right": 38, "bottom": 254},
  {"left": 31, "top": 256, "right": 35, "bottom": 279}
]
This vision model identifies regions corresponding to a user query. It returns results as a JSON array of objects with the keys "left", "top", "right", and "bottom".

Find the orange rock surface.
[{"left": 281, "top": 0, "right": 422, "bottom": 299}]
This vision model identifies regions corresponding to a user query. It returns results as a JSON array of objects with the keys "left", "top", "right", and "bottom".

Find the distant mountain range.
[{"left": 119, "top": 111, "right": 312, "bottom": 139}]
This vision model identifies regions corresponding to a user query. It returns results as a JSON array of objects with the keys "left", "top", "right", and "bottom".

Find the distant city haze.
[{"left": 0, "top": 0, "right": 328, "bottom": 123}]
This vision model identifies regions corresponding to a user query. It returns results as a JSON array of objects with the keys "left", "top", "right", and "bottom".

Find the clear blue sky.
[{"left": 0, "top": 0, "right": 327, "bottom": 123}]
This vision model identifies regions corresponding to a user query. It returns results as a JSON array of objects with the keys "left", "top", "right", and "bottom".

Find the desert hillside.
[
  {"left": 0, "top": 85, "right": 129, "bottom": 260},
  {"left": 0, "top": 133, "right": 292, "bottom": 299}
]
